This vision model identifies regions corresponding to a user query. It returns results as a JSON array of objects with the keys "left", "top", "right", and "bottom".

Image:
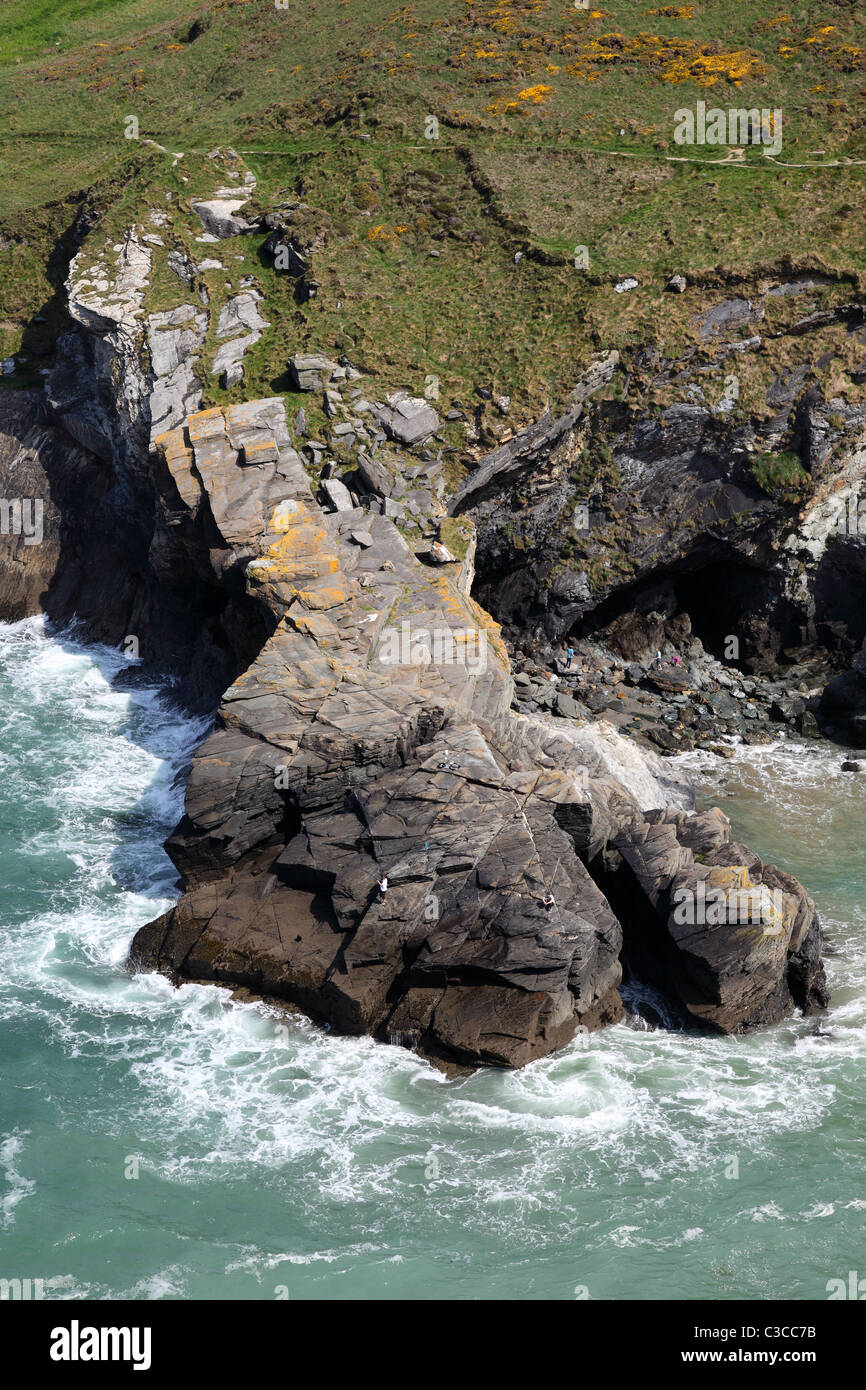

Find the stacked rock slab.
[{"left": 130, "top": 399, "right": 827, "bottom": 1067}]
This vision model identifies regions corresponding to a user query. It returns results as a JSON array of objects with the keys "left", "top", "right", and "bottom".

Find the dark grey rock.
[
  {"left": 289, "top": 354, "right": 338, "bottom": 391},
  {"left": 375, "top": 397, "right": 440, "bottom": 447}
]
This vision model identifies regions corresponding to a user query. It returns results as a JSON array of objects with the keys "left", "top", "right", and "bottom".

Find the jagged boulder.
[
  {"left": 605, "top": 808, "right": 828, "bottom": 1031},
  {"left": 288, "top": 354, "right": 338, "bottom": 391},
  {"left": 375, "top": 396, "right": 440, "bottom": 447},
  {"left": 191, "top": 198, "right": 255, "bottom": 239}
]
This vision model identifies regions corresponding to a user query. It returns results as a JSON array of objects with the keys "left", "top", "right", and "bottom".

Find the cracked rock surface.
[{"left": 128, "top": 398, "right": 826, "bottom": 1068}]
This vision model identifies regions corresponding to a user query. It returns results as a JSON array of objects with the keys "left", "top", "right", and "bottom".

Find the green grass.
[
  {"left": 1, "top": 0, "right": 865, "bottom": 439},
  {"left": 2, "top": 1, "right": 865, "bottom": 209},
  {"left": 0, "top": 0, "right": 202, "bottom": 64},
  {"left": 751, "top": 448, "right": 812, "bottom": 502}
]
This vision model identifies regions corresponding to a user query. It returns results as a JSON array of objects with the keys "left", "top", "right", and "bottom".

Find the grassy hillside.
[
  {"left": 3, "top": 1, "right": 864, "bottom": 201},
  {"left": 1, "top": 0, "right": 864, "bottom": 429}
]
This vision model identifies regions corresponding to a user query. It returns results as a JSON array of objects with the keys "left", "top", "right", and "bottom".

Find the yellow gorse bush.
[
  {"left": 487, "top": 81, "right": 553, "bottom": 112},
  {"left": 660, "top": 49, "right": 770, "bottom": 85},
  {"left": 562, "top": 32, "right": 769, "bottom": 86},
  {"left": 645, "top": 5, "right": 695, "bottom": 17},
  {"left": 516, "top": 82, "right": 553, "bottom": 101}
]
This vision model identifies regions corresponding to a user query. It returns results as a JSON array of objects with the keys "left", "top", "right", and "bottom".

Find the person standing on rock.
[{"left": 377, "top": 875, "right": 389, "bottom": 900}]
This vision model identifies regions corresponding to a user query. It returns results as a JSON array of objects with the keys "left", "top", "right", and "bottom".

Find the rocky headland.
[{"left": 2, "top": 148, "right": 854, "bottom": 1069}]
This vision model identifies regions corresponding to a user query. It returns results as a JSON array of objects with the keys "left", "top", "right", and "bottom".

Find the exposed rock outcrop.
[
  {"left": 599, "top": 807, "right": 828, "bottom": 1032},
  {"left": 456, "top": 295, "right": 866, "bottom": 691},
  {"left": 125, "top": 399, "right": 826, "bottom": 1067},
  {"left": 1, "top": 145, "right": 845, "bottom": 1073},
  {"left": 0, "top": 389, "right": 272, "bottom": 708},
  {"left": 211, "top": 291, "right": 269, "bottom": 388}
]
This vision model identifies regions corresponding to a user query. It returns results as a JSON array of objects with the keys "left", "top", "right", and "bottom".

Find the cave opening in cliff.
[
  {"left": 671, "top": 561, "right": 799, "bottom": 668},
  {"left": 570, "top": 558, "right": 800, "bottom": 671},
  {"left": 813, "top": 543, "right": 866, "bottom": 653}
]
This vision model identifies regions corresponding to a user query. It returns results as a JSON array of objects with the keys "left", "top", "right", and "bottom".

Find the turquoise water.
[{"left": 0, "top": 619, "right": 864, "bottom": 1301}]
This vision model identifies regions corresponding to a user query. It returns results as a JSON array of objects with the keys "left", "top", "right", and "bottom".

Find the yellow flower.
[{"left": 516, "top": 83, "right": 553, "bottom": 103}]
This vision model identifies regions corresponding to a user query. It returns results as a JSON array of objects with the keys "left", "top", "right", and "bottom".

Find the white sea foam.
[{"left": 0, "top": 1131, "right": 35, "bottom": 1228}]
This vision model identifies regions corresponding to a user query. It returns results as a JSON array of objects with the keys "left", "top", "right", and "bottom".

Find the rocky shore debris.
[{"left": 507, "top": 625, "right": 829, "bottom": 756}]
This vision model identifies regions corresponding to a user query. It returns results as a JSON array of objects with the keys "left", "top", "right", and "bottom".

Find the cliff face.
[
  {"left": 0, "top": 386, "right": 272, "bottom": 710},
  {"left": 0, "top": 167, "right": 835, "bottom": 1068},
  {"left": 0, "top": 153, "right": 277, "bottom": 708},
  {"left": 455, "top": 339, "right": 866, "bottom": 680},
  {"left": 0, "top": 367, "right": 829, "bottom": 1066}
]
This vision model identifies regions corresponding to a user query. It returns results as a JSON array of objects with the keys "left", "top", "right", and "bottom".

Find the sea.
[{"left": 0, "top": 617, "right": 863, "bottom": 1300}]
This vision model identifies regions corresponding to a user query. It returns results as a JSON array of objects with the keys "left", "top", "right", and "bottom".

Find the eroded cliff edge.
[{"left": 111, "top": 398, "right": 824, "bottom": 1067}]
